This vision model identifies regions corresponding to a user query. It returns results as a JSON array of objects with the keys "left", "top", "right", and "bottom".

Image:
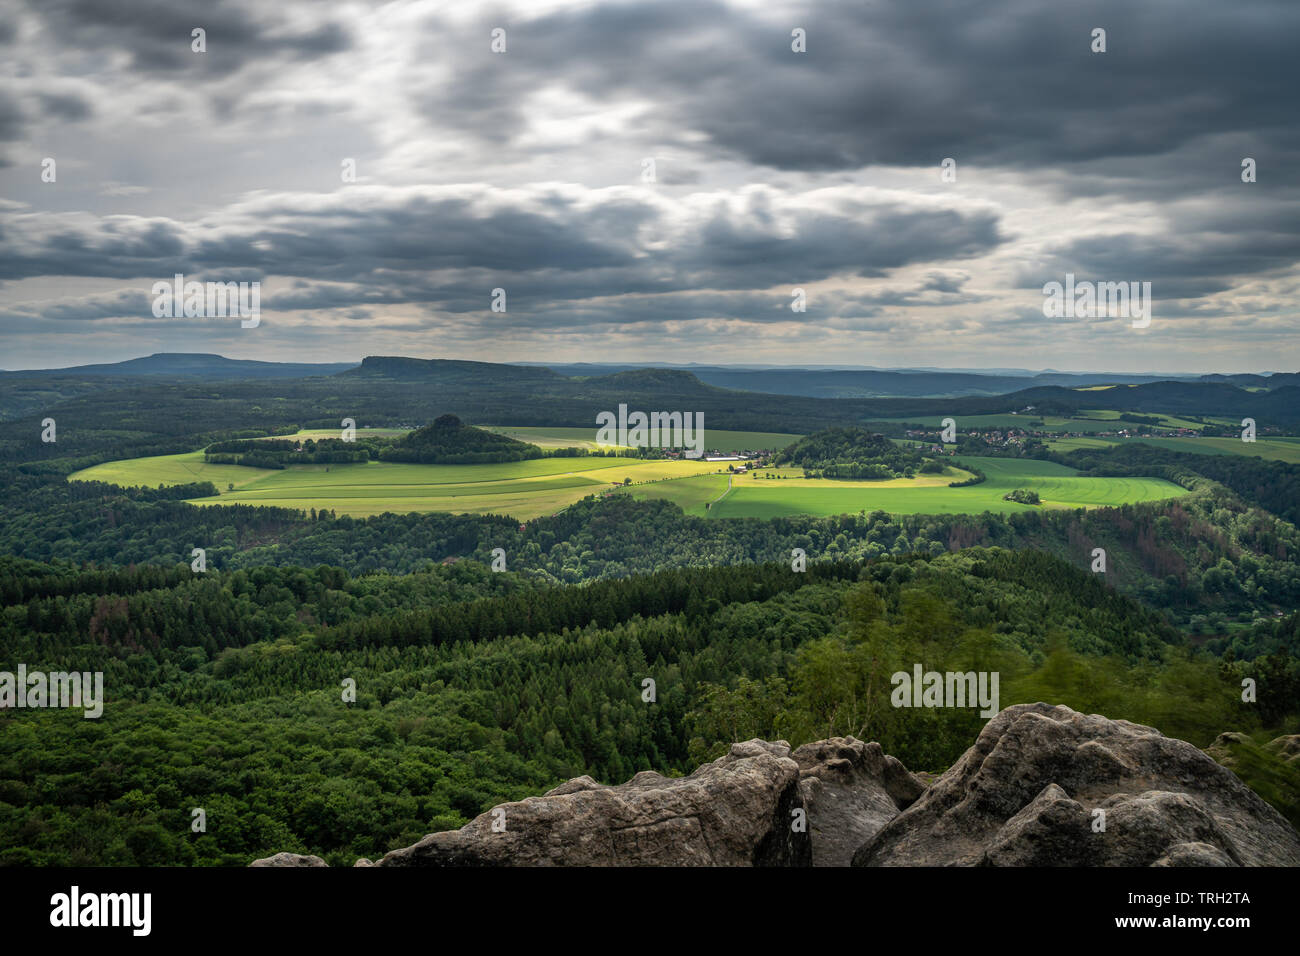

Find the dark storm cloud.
[
  {"left": 4, "top": 289, "right": 147, "bottom": 321},
  {"left": 417, "top": 0, "right": 1300, "bottom": 190},
  {"left": 26, "top": 0, "right": 353, "bottom": 73},
  {"left": 837, "top": 272, "right": 986, "bottom": 311},
  {"left": 1025, "top": 195, "right": 1300, "bottom": 300},
  {"left": 2, "top": 0, "right": 1295, "bottom": 369},
  {"left": 36, "top": 91, "right": 94, "bottom": 122},
  {"left": 0, "top": 90, "right": 25, "bottom": 142},
  {"left": 0, "top": 186, "right": 1005, "bottom": 319},
  {"left": 0, "top": 219, "right": 189, "bottom": 280}
]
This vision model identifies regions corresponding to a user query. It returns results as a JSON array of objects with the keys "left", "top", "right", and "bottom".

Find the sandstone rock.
[
  {"left": 791, "top": 736, "right": 925, "bottom": 866},
  {"left": 375, "top": 738, "right": 810, "bottom": 866},
  {"left": 1152, "top": 842, "right": 1235, "bottom": 867},
  {"left": 852, "top": 703, "right": 1300, "bottom": 867},
  {"left": 250, "top": 852, "right": 328, "bottom": 867}
]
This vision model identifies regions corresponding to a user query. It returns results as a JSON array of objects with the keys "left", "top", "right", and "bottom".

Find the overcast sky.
[{"left": 1, "top": 0, "right": 1296, "bottom": 373}]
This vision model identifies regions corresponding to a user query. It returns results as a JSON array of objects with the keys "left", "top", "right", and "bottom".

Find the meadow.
[
  {"left": 68, "top": 431, "right": 1190, "bottom": 521},
  {"left": 481, "top": 425, "right": 801, "bottom": 452},
  {"left": 256, "top": 427, "right": 410, "bottom": 441},
  {"left": 1047, "top": 436, "right": 1300, "bottom": 463},
  {"left": 71, "top": 452, "right": 729, "bottom": 520},
  {"left": 629, "top": 456, "right": 1188, "bottom": 518},
  {"left": 68, "top": 450, "right": 278, "bottom": 490},
  {"left": 871, "top": 409, "right": 1233, "bottom": 433}
]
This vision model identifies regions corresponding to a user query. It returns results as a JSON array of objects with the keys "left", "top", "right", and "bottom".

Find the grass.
[
  {"left": 1046, "top": 436, "right": 1300, "bottom": 463},
  {"left": 1042, "top": 437, "right": 1119, "bottom": 453},
  {"left": 1128, "top": 436, "right": 1300, "bottom": 463},
  {"left": 873, "top": 408, "right": 1238, "bottom": 434},
  {"left": 256, "top": 428, "right": 409, "bottom": 441},
  {"left": 625, "top": 475, "right": 732, "bottom": 514},
  {"left": 68, "top": 450, "right": 276, "bottom": 490},
  {"left": 481, "top": 425, "right": 801, "bottom": 453},
  {"left": 66, "top": 427, "right": 1206, "bottom": 521},
  {"left": 70, "top": 452, "right": 731, "bottom": 520},
  {"left": 633, "top": 456, "right": 1188, "bottom": 518},
  {"left": 869, "top": 413, "right": 1082, "bottom": 431}
]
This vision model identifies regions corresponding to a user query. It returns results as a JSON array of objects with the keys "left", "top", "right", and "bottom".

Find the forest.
[
  {"left": 775, "top": 427, "right": 927, "bottom": 479},
  {"left": 3, "top": 548, "right": 1295, "bottom": 865}
]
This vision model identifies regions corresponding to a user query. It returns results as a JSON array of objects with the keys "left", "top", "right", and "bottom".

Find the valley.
[{"left": 3, "top": 353, "right": 1297, "bottom": 873}]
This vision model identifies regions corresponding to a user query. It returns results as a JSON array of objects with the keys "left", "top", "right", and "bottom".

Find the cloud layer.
[{"left": 0, "top": 0, "right": 1296, "bottom": 372}]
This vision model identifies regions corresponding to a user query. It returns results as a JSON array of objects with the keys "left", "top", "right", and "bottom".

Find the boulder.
[
  {"left": 376, "top": 738, "right": 810, "bottom": 866},
  {"left": 852, "top": 703, "right": 1300, "bottom": 867},
  {"left": 791, "top": 736, "right": 926, "bottom": 866},
  {"left": 250, "top": 852, "right": 328, "bottom": 867}
]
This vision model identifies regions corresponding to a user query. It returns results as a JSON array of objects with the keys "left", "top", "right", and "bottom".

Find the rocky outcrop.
[
  {"left": 792, "top": 736, "right": 926, "bottom": 866},
  {"left": 250, "top": 852, "right": 327, "bottom": 867},
  {"left": 852, "top": 703, "right": 1300, "bottom": 867},
  {"left": 252, "top": 704, "right": 1300, "bottom": 868},
  {"left": 378, "top": 739, "right": 808, "bottom": 866}
]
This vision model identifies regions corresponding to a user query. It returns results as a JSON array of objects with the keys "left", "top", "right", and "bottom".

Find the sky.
[{"left": 1, "top": 0, "right": 1297, "bottom": 374}]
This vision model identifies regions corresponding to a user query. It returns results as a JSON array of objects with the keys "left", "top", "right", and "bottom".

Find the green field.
[
  {"left": 625, "top": 474, "right": 733, "bottom": 513},
  {"left": 482, "top": 425, "right": 801, "bottom": 453},
  {"left": 874, "top": 409, "right": 1233, "bottom": 434},
  {"left": 256, "top": 428, "right": 409, "bottom": 441},
  {"left": 870, "top": 413, "right": 1081, "bottom": 431},
  {"left": 1041, "top": 437, "right": 1119, "bottom": 452},
  {"left": 68, "top": 450, "right": 278, "bottom": 490},
  {"left": 1047, "top": 436, "right": 1300, "bottom": 463},
  {"left": 70, "top": 453, "right": 729, "bottom": 520},
  {"left": 628, "top": 456, "right": 1188, "bottom": 518},
  {"left": 67, "top": 423, "right": 1203, "bottom": 521}
]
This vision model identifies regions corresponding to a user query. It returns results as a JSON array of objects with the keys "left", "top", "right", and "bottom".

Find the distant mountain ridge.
[
  {"left": 539, "top": 363, "right": 1300, "bottom": 399},
  {"left": 5, "top": 353, "right": 1295, "bottom": 402},
  {"left": 0, "top": 352, "right": 358, "bottom": 379},
  {"left": 4, "top": 354, "right": 1298, "bottom": 431},
  {"left": 341, "top": 356, "right": 563, "bottom": 386}
]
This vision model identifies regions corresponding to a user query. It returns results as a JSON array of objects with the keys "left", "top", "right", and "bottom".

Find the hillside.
[
  {"left": 6, "top": 543, "right": 1297, "bottom": 867},
  {"left": 338, "top": 356, "right": 563, "bottom": 387},
  {"left": 776, "top": 426, "right": 927, "bottom": 478},
  {"left": 377, "top": 414, "right": 544, "bottom": 464},
  {"left": 0, "top": 353, "right": 357, "bottom": 379}
]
